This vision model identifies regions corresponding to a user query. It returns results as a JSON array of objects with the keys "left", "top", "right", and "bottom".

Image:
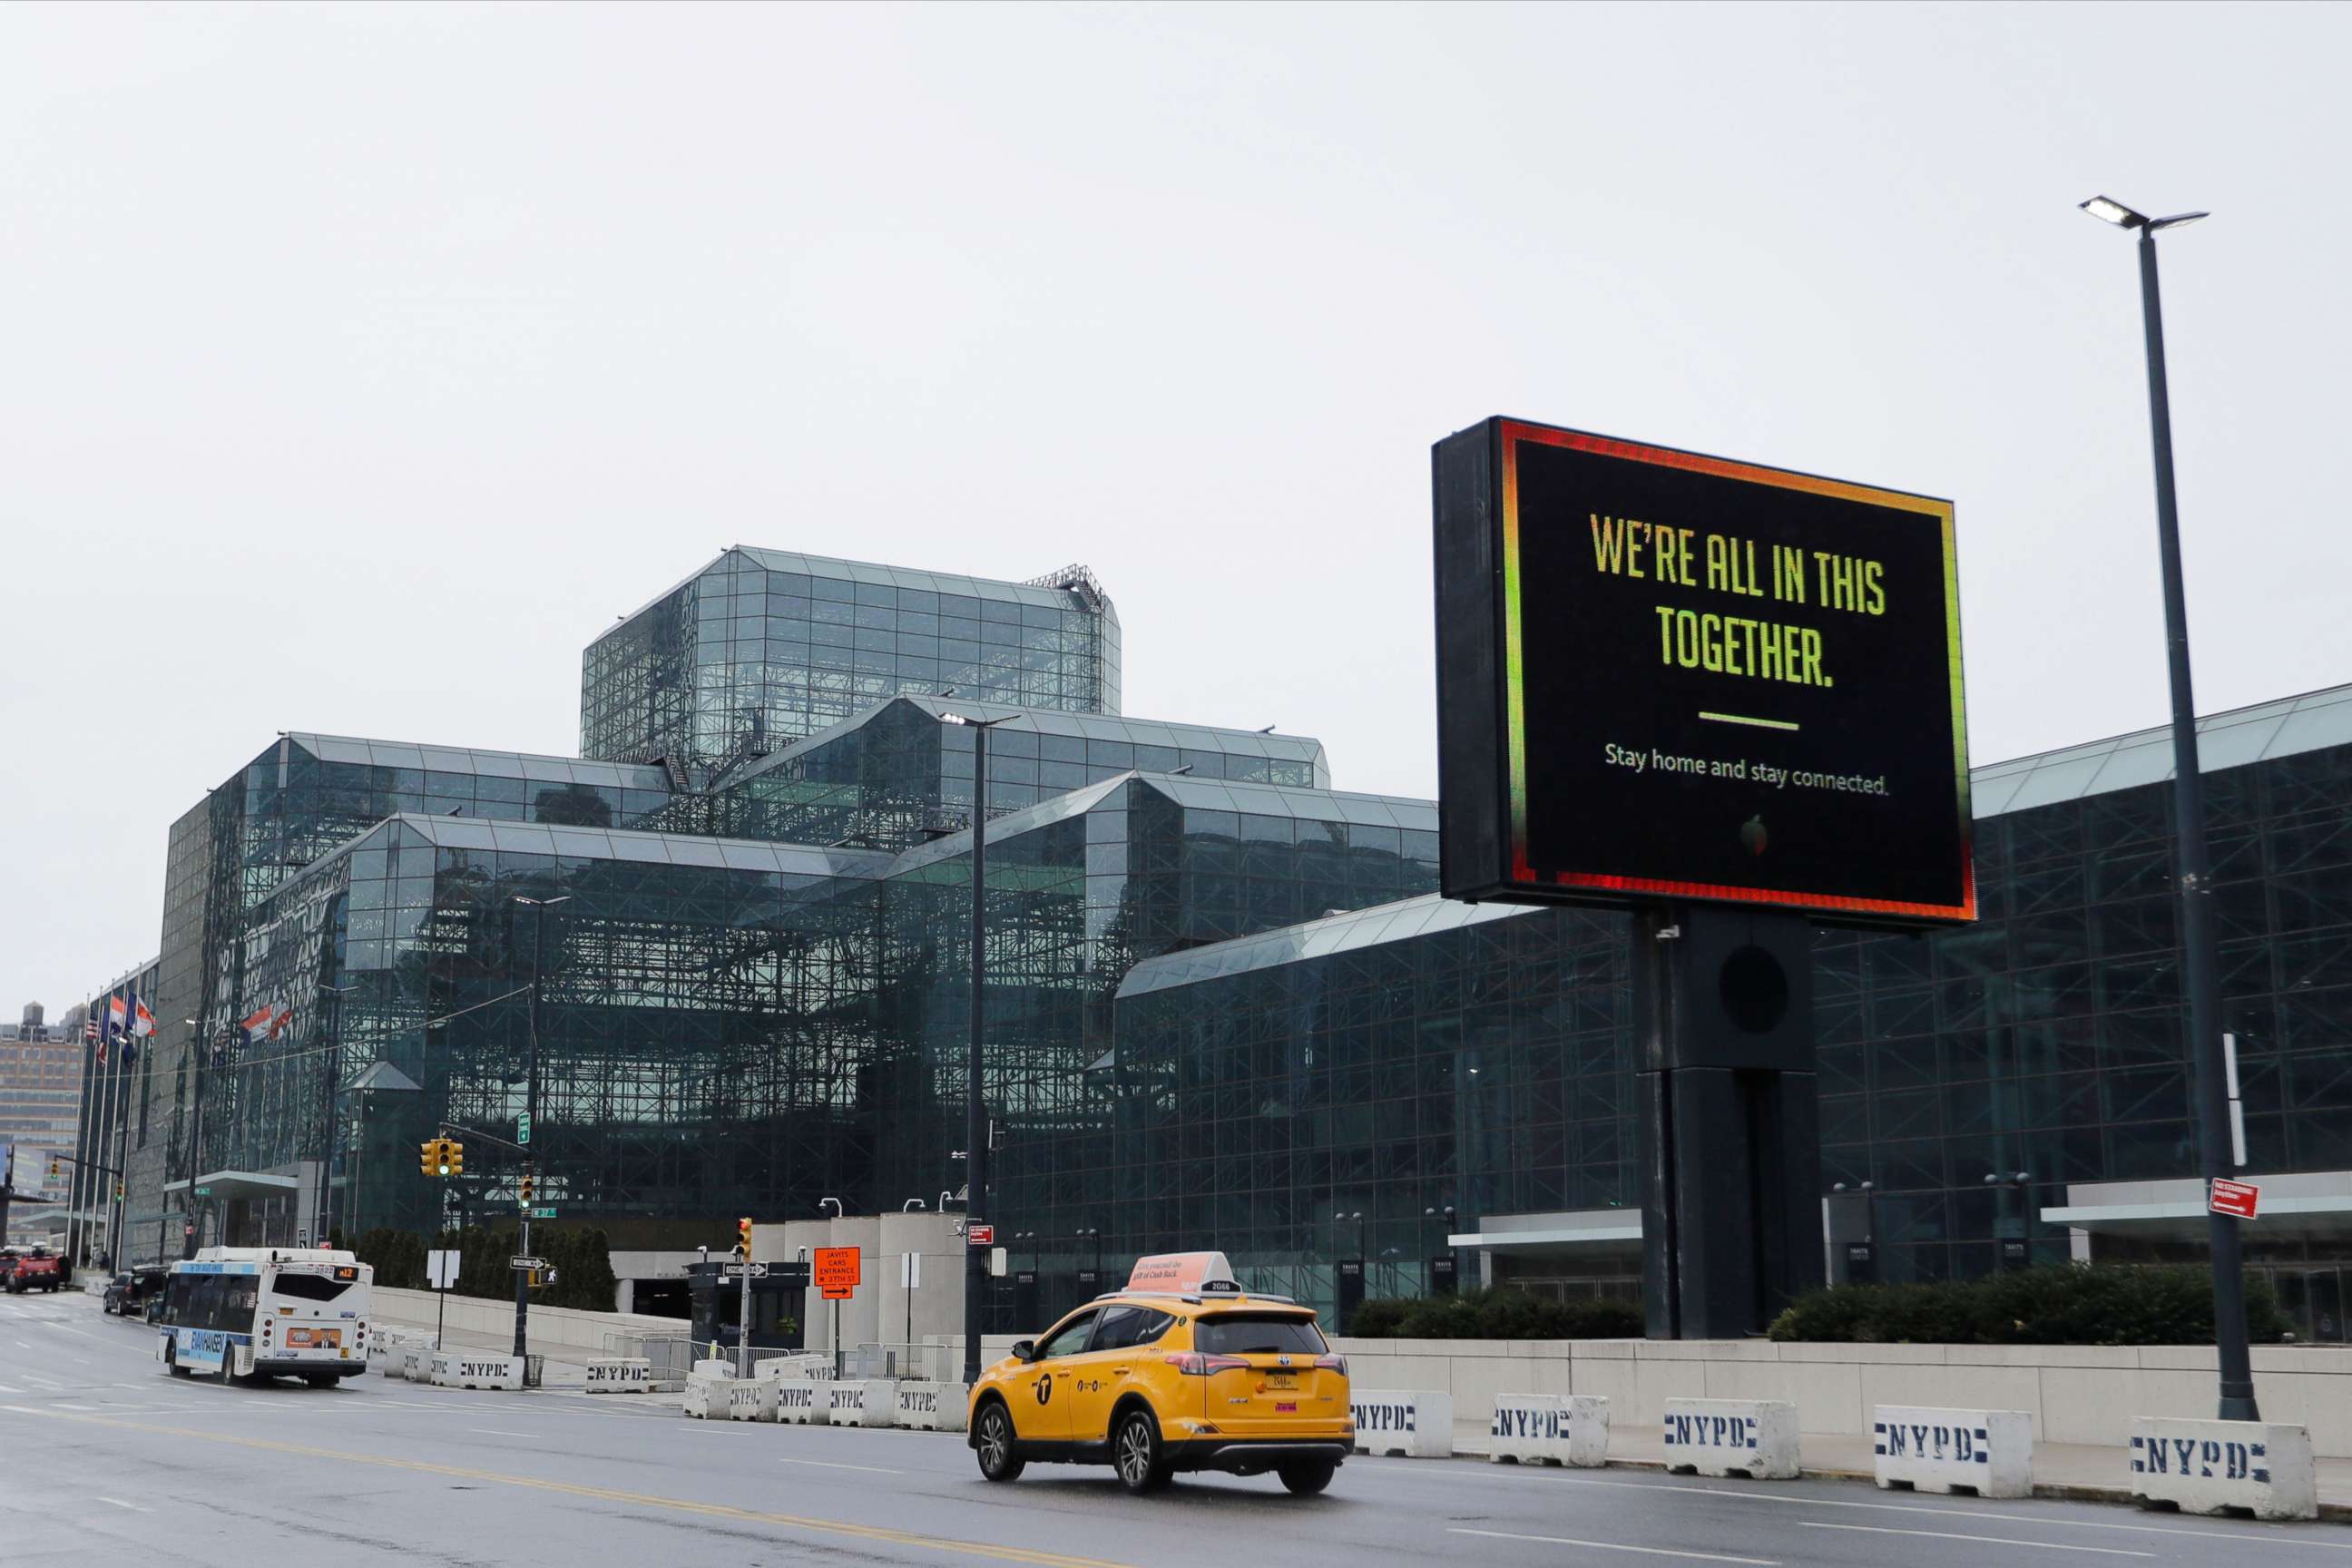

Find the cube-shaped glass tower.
[{"left": 581, "top": 548, "right": 1121, "bottom": 772}]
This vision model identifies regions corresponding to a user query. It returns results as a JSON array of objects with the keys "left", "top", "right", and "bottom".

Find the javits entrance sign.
[{"left": 1434, "top": 416, "right": 1974, "bottom": 926}]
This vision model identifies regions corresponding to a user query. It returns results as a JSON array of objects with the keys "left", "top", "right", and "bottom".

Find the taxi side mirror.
[{"left": 1012, "top": 1339, "right": 1037, "bottom": 1363}]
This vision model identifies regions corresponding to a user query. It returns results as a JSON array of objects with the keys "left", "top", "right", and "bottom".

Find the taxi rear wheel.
[
  {"left": 1112, "top": 1407, "right": 1172, "bottom": 1495},
  {"left": 975, "top": 1401, "right": 1024, "bottom": 1483},
  {"left": 1278, "top": 1459, "right": 1337, "bottom": 1495}
]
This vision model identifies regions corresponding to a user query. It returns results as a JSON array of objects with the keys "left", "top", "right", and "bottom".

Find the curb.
[{"left": 1444, "top": 1452, "right": 2352, "bottom": 1524}]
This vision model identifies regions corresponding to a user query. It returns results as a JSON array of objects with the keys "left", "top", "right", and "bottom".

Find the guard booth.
[{"left": 687, "top": 1259, "right": 810, "bottom": 1352}]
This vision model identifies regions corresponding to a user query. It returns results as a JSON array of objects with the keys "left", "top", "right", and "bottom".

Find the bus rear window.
[
  {"left": 1192, "top": 1313, "right": 1328, "bottom": 1356},
  {"left": 270, "top": 1273, "right": 352, "bottom": 1302}
]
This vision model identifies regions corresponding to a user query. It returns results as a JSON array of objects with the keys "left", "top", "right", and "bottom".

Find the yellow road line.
[{"left": 5, "top": 1406, "right": 1133, "bottom": 1568}]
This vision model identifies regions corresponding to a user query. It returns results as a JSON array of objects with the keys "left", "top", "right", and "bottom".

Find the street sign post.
[
  {"left": 2210, "top": 1179, "right": 2261, "bottom": 1220},
  {"left": 524, "top": 1205, "right": 557, "bottom": 1220},
  {"left": 516, "top": 1112, "right": 532, "bottom": 1146},
  {"left": 813, "top": 1246, "right": 859, "bottom": 1377},
  {"left": 509, "top": 1255, "right": 548, "bottom": 1272},
  {"left": 722, "top": 1260, "right": 768, "bottom": 1278}
]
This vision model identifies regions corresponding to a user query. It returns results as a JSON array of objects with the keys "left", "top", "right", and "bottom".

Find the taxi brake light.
[
  {"left": 1164, "top": 1352, "right": 1251, "bottom": 1376},
  {"left": 1314, "top": 1355, "right": 1348, "bottom": 1375}
]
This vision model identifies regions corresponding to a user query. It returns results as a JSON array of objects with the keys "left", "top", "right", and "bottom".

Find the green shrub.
[
  {"left": 1768, "top": 1263, "right": 2288, "bottom": 1346},
  {"left": 1347, "top": 1288, "right": 1642, "bottom": 1340}
]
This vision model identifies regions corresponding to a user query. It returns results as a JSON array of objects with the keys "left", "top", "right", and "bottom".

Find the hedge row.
[
  {"left": 1767, "top": 1262, "right": 2289, "bottom": 1346},
  {"left": 1348, "top": 1288, "right": 1644, "bottom": 1340},
  {"left": 338, "top": 1224, "right": 618, "bottom": 1314}
]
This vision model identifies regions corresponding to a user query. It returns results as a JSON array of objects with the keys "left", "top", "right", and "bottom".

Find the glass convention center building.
[{"left": 72, "top": 545, "right": 2352, "bottom": 1343}]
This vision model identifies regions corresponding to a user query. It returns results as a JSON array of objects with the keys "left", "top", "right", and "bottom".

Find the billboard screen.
[{"left": 1434, "top": 416, "right": 1973, "bottom": 925}]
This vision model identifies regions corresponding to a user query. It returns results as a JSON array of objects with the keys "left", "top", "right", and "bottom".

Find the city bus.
[{"left": 157, "top": 1247, "right": 375, "bottom": 1386}]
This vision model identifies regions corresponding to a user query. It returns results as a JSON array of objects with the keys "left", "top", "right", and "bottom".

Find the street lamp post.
[
  {"left": 941, "top": 710, "right": 1016, "bottom": 1387},
  {"left": 511, "top": 894, "right": 570, "bottom": 1363},
  {"left": 2080, "top": 194, "right": 2256, "bottom": 1423}
]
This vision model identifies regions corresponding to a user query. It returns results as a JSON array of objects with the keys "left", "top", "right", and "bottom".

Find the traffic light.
[
  {"left": 47, "top": 1159, "right": 60, "bottom": 1180},
  {"left": 519, "top": 1172, "right": 534, "bottom": 1205},
  {"left": 420, "top": 1140, "right": 438, "bottom": 1177},
  {"left": 447, "top": 1142, "right": 464, "bottom": 1177},
  {"left": 736, "top": 1216, "right": 753, "bottom": 1261},
  {"left": 435, "top": 1139, "right": 454, "bottom": 1178}
]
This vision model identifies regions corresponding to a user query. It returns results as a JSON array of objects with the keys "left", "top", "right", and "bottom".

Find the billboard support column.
[{"left": 1634, "top": 905, "right": 1823, "bottom": 1340}]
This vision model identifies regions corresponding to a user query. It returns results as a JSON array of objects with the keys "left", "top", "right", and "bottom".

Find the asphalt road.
[{"left": 2, "top": 1289, "right": 2344, "bottom": 1568}]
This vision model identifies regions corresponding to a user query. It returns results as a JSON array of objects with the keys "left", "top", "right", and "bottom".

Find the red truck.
[{"left": 2, "top": 1247, "right": 66, "bottom": 1293}]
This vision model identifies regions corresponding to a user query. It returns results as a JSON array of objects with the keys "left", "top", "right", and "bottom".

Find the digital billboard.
[{"left": 1434, "top": 416, "right": 1973, "bottom": 925}]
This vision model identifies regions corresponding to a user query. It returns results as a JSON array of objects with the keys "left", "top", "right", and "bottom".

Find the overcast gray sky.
[{"left": 5, "top": 3, "right": 2347, "bottom": 1012}]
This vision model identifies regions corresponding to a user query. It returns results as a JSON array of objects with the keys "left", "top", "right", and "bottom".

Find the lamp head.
[{"left": 2080, "top": 194, "right": 2147, "bottom": 229}]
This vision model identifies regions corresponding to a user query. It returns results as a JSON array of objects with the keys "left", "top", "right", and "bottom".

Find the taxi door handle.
[{"left": 1112, "top": 1367, "right": 1130, "bottom": 1375}]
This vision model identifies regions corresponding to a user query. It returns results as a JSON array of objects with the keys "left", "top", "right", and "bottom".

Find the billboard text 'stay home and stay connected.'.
[{"left": 1435, "top": 416, "right": 1974, "bottom": 926}]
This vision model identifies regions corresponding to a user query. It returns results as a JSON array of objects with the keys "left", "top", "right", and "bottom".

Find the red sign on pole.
[
  {"left": 2210, "top": 1178, "right": 2260, "bottom": 1220},
  {"left": 813, "top": 1246, "right": 860, "bottom": 1299},
  {"left": 966, "top": 1223, "right": 995, "bottom": 1247}
]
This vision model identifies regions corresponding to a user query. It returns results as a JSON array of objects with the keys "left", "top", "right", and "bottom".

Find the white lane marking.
[
  {"left": 466, "top": 1428, "right": 535, "bottom": 1438},
  {"left": 1801, "top": 1523, "right": 2153, "bottom": 1558},
  {"left": 0, "top": 1385, "right": 19, "bottom": 1394},
  {"left": 94, "top": 1497, "right": 152, "bottom": 1513},
  {"left": 1518, "top": 1472, "right": 2352, "bottom": 1551},
  {"left": 1448, "top": 1527, "right": 1777, "bottom": 1565},
  {"left": 776, "top": 1456, "right": 906, "bottom": 1475}
]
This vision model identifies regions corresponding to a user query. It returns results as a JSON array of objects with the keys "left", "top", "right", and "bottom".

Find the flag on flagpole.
[
  {"left": 132, "top": 996, "right": 156, "bottom": 1037},
  {"left": 268, "top": 1004, "right": 294, "bottom": 1041},
  {"left": 240, "top": 1004, "right": 275, "bottom": 1044},
  {"left": 84, "top": 1020, "right": 98, "bottom": 1045},
  {"left": 106, "top": 995, "right": 127, "bottom": 1035}
]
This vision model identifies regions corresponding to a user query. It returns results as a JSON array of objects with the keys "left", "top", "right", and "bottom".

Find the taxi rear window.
[{"left": 1192, "top": 1313, "right": 1328, "bottom": 1356}]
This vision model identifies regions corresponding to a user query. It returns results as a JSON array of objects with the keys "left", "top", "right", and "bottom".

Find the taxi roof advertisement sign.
[{"left": 1433, "top": 416, "right": 1974, "bottom": 926}]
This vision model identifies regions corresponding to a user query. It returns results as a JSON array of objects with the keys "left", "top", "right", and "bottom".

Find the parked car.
[{"left": 103, "top": 1266, "right": 172, "bottom": 1318}]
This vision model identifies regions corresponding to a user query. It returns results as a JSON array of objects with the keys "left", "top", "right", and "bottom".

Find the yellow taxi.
[{"left": 966, "top": 1251, "right": 1351, "bottom": 1495}]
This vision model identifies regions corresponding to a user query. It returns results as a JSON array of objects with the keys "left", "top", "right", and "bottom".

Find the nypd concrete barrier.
[
  {"left": 829, "top": 1378, "right": 897, "bottom": 1428},
  {"left": 1872, "top": 1406, "right": 2032, "bottom": 1499},
  {"left": 584, "top": 1357, "right": 652, "bottom": 1393},
  {"left": 1353, "top": 1390, "right": 1454, "bottom": 1459},
  {"left": 1661, "top": 1398, "right": 1799, "bottom": 1480},
  {"left": 758, "top": 1353, "right": 835, "bottom": 1382},
  {"left": 2129, "top": 1418, "right": 2317, "bottom": 1521},
  {"left": 681, "top": 1371, "right": 731, "bottom": 1419},
  {"left": 1489, "top": 1393, "right": 1609, "bottom": 1466},
  {"left": 777, "top": 1379, "right": 829, "bottom": 1425},
  {"left": 431, "top": 1352, "right": 524, "bottom": 1391},
  {"left": 399, "top": 1346, "right": 435, "bottom": 1383},
  {"left": 895, "top": 1381, "right": 968, "bottom": 1432},
  {"left": 727, "top": 1378, "right": 780, "bottom": 1422}
]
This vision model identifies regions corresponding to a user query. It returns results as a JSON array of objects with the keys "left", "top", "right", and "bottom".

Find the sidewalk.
[
  {"left": 372, "top": 1301, "right": 603, "bottom": 1387},
  {"left": 1453, "top": 1421, "right": 2352, "bottom": 1514}
]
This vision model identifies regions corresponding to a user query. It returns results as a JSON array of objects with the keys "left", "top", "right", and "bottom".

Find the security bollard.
[{"left": 584, "top": 1358, "right": 652, "bottom": 1393}]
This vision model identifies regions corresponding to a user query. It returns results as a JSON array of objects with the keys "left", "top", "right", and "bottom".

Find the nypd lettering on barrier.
[
  {"left": 583, "top": 1358, "right": 651, "bottom": 1393},
  {"left": 1352, "top": 1390, "right": 1454, "bottom": 1459},
  {"left": 776, "top": 1380, "right": 829, "bottom": 1426},
  {"left": 829, "top": 1378, "right": 897, "bottom": 1428},
  {"left": 893, "top": 1380, "right": 968, "bottom": 1432},
  {"left": 433, "top": 1353, "right": 524, "bottom": 1391},
  {"left": 728, "top": 1379, "right": 779, "bottom": 1422},
  {"left": 1872, "top": 1405, "right": 2032, "bottom": 1498},
  {"left": 1661, "top": 1398, "right": 1798, "bottom": 1480},
  {"left": 2129, "top": 1418, "right": 2316, "bottom": 1521},
  {"left": 1488, "top": 1393, "right": 1607, "bottom": 1467}
]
